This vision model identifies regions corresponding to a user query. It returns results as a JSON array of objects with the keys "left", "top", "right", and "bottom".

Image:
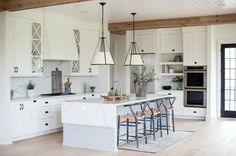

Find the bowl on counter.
[{"left": 162, "top": 86, "right": 171, "bottom": 90}]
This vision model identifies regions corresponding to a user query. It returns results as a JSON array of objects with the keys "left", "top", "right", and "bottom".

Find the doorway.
[{"left": 221, "top": 44, "right": 236, "bottom": 118}]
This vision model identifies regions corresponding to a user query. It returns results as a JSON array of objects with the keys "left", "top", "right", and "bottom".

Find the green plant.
[
  {"left": 172, "top": 76, "right": 183, "bottom": 83},
  {"left": 131, "top": 66, "right": 155, "bottom": 87},
  {"left": 27, "top": 80, "right": 35, "bottom": 90}
]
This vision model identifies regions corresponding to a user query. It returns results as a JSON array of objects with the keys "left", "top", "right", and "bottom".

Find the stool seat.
[
  {"left": 143, "top": 109, "right": 160, "bottom": 116},
  {"left": 120, "top": 114, "right": 143, "bottom": 121}
]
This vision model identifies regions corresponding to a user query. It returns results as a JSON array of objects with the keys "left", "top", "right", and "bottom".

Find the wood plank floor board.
[{"left": 1, "top": 119, "right": 236, "bottom": 156}]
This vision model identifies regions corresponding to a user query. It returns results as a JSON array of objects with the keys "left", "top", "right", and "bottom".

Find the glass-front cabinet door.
[
  {"left": 31, "top": 22, "right": 43, "bottom": 74},
  {"left": 71, "top": 29, "right": 80, "bottom": 74}
]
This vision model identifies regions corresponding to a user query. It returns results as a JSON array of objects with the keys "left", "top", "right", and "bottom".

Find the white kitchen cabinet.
[
  {"left": 43, "top": 22, "right": 78, "bottom": 60},
  {"left": 127, "top": 30, "right": 156, "bottom": 54},
  {"left": 183, "top": 26, "right": 207, "bottom": 66},
  {"left": 77, "top": 29, "right": 99, "bottom": 76},
  {"left": 11, "top": 101, "right": 32, "bottom": 138},
  {"left": 183, "top": 107, "right": 206, "bottom": 117},
  {"left": 10, "top": 16, "right": 43, "bottom": 77},
  {"left": 159, "top": 28, "right": 183, "bottom": 53},
  {"left": 157, "top": 90, "right": 184, "bottom": 116}
]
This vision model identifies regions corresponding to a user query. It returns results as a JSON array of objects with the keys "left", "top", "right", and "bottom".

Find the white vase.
[{"left": 27, "top": 90, "right": 34, "bottom": 98}]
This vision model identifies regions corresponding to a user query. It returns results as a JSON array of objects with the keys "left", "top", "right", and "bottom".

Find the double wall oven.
[{"left": 184, "top": 66, "right": 207, "bottom": 108}]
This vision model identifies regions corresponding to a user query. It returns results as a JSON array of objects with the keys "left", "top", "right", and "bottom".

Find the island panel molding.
[
  {"left": 3, "top": 0, "right": 91, "bottom": 11},
  {"left": 109, "top": 13, "right": 236, "bottom": 34}
]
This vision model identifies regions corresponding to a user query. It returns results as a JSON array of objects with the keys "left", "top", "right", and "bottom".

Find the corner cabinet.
[
  {"left": 183, "top": 26, "right": 207, "bottom": 66},
  {"left": 71, "top": 28, "right": 99, "bottom": 76},
  {"left": 10, "top": 16, "right": 43, "bottom": 77}
]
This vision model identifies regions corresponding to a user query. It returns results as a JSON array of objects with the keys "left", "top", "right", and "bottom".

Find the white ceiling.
[{"left": 41, "top": 0, "right": 236, "bottom": 23}]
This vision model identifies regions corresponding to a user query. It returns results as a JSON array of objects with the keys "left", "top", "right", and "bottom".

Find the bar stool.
[
  {"left": 142, "top": 101, "right": 163, "bottom": 140},
  {"left": 117, "top": 103, "right": 147, "bottom": 148},
  {"left": 158, "top": 97, "right": 176, "bottom": 135}
]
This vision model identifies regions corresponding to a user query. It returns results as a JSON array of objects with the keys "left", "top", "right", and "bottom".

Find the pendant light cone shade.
[
  {"left": 124, "top": 13, "right": 144, "bottom": 66},
  {"left": 91, "top": 2, "right": 114, "bottom": 65}
]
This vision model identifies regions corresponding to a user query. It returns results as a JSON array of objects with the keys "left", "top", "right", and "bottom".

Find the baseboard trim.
[{"left": 0, "top": 135, "right": 12, "bottom": 145}]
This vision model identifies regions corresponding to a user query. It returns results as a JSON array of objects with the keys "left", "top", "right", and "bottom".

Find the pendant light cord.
[
  {"left": 132, "top": 13, "right": 136, "bottom": 42},
  {"left": 100, "top": 2, "right": 105, "bottom": 37}
]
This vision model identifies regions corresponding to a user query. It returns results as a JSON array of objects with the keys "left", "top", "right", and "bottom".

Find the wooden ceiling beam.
[
  {"left": 0, "top": 1, "right": 5, "bottom": 11},
  {"left": 4, "top": 0, "right": 92, "bottom": 11},
  {"left": 109, "top": 13, "right": 236, "bottom": 34}
]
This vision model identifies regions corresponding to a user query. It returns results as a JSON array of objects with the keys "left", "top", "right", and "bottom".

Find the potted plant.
[
  {"left": 27, "top": 80, "right": 35, "bottom": 97},
  {"left": 172, "top": 76, "right": 183, "bottom": 90},
  {"left": 131, "top": 66, "right": 155, "bottom": 97}
]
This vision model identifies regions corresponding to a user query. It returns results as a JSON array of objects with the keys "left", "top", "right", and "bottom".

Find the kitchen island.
[{"left": 61, "top": 94, "right": 173, "bottom": 151}]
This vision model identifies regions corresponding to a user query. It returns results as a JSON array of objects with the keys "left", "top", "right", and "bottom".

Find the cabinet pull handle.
[
  {"left": 14, "top": 67, "right": 16, "bottom": 73},
  {"left": 45, "top": 123, "right": 49, "bottom": 126},
  {"left": 89, "top": 68, "right": 92, "bottom": 73},
  {"left": 22, "top": 104, "right": 24, "bottom": 110},
  {"left": 45, "top": 111, "right": 49, "bottom": 114},
  {"left": 45, "top": 101, "right": 48, "bottom": 104},
  {"left": 19, "top": 104, "right": 22, "bottom": 110},
  {"left": 16, "top": 67, "right": 19, "bottom": 73}
]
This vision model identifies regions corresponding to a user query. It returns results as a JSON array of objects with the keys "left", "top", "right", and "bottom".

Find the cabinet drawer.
[
  {"left": 183, "top": 108, "right": 206, "bottom": 117},
  {"left": 38, "top": 106, "right": 54, "bottom": 119},
  {"left": 37, "top": 118, "right": 55, "bottom": 131}
]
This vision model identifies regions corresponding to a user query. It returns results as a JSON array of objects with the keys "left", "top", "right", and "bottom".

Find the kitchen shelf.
[
  {"left": 160, "top": 73, "right": 183, "bottom": 76},
  {"left": 160, "top": 62, "right": 183, "bottom": 65}
]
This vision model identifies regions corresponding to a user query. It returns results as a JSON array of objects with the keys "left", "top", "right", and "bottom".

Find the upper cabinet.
[
  {"left": 183, "top": 26, "right": 207, "bottom": 66},
  {"left": 127, "top": 30, "right": 156, "bottom": 54},
  {"left": 43, "top": 22, "right": 78, "bottom": 60},
  {"left": 159, "top": 28, "right": 183, "bottom": 53},
  {"left": 10, "top": 16, "right": 43, "bottom": 77}
]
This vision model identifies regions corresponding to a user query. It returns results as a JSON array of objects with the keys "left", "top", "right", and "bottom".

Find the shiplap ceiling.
[{"left": 41, "top": 0, "right": 236, "bottom": 23}]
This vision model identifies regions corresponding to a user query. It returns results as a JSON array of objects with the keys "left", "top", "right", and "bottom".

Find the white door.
[{"left": 11, "top": 101, "right": 32, "bottom": 138}]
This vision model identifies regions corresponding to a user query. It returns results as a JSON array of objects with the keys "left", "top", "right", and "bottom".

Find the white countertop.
[{"left": 66, "top": 94, "right": 173, "bottom": 106}]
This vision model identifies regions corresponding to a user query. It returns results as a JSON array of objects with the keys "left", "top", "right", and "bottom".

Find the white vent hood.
[{"left": 43, "top": 22, "right": 78, "bottom": 60}]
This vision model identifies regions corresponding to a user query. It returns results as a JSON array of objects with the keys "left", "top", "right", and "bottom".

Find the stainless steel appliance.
[
  {"left": 184, "top": 66, "right": 207, "bottom": 108},
  {"left": 184, "top": 66, "right": 207, "bottom": 89}
]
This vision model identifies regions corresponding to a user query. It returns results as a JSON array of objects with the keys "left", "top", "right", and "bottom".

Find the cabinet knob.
[
  {"left": 194, "top": 62, "right": 197, "bottom": 64},
  {"left": 168, "top": 93, "right": 172, "bottom": 95},
  {"left": 45, "top": 101, "right": 48, "bottom": 104},
  {"left": 92, "top": 94, "right": 94, "bottom": 97},
  {"left": 33, "top": 100, "right": 37, "bottom": 103},
  {"left": 83, "top": 97, "right": 86, "bottom": 100},
  {"left": 141, "top": 50, "right": 144, "bottom": 52},
  {"left": 45, "top": 111, "right": 49, "bottom": 114},
  {"left": 45, "top": 123, "right": 49, "bottom": 126},
  {"left": 172, "top": 49, "right": 175, "bottom": 52}
]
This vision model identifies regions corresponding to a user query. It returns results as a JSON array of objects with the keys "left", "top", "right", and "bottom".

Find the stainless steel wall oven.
[{"left": 184, "top": 66, "right": 207, "bottom": 108}]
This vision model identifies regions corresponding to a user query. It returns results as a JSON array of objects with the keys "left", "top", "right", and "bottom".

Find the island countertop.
[{"left": 61, "top": 94, "right": 174, "bottom": 151}]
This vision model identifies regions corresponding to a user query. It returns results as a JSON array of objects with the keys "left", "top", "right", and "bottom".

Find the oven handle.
[{"left": 184, "top": 71, "right": 207, "bottom": 73}]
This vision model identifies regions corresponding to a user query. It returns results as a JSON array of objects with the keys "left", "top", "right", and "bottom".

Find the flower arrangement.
[{"left": 131, "top": 66, "right": 155, "bottom": 97}]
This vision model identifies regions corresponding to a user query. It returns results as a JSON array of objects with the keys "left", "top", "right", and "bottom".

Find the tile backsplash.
[{"left": 11, "top": 61, "right": 109, "bottom": 98}]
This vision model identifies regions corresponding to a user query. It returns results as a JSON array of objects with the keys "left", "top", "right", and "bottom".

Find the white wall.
[
  {"left": 0, "top": 12, "right": 11, "bottom": 144},
  {"left": 110, "top": 34, "right": 127, "bottom": 94},
  {"left": 214, "top": 23, "right": 236, "bottom": 118}
]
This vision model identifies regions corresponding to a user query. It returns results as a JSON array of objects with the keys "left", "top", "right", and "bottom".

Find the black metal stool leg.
[
  {"left": 166, "top": 112, "right": 169, "bottom": 135},
  {"left": 159, "top": 116, "right": 163, "bottom": 137},
  {"left": 135, "top": 119, "right": 139, "bottom": 148},
  {"left": 152, "top": 115, "right": 156, "bottom": 140},
  {"left": 126, "top": 119, "right": 129, "bottom": 142},
  {"left": 172, "top": 110, "right": 175, "bottom": 132},
  {"left": 117, "top": 115, "right": 120, "bottom": 146},
  {"left": 143, "top": 118, "right": 147, "bottom": 144}
]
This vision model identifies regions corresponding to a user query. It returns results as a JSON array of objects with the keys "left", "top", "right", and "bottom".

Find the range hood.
[{"left": 43, "top": 22, "right": 78, "bottom": 60}]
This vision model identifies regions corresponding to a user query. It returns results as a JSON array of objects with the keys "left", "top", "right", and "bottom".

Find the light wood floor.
[{"left": 1, "top": 118, "right": 236, "bottom": 156}]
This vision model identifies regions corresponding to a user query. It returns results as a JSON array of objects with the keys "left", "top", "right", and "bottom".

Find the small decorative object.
[
  {"left": 172, "top": 76, "right": 183, "bottom": 90},
  {"left": 90, "top": 86, "right": 96, "bottom": 93},
  {"left": 169, "top": 68, "right": 174, "bottom": 73},
  {"left": 164, "top": 65, "right": 169, "bottom": 73},
  {"left": 64, "top": 78, "right": 72, "bottom": 94},
  {"left": 174, "top": 55, "right": 182, "bottom": 62},
  {"left": 108, "top": 87, "right": 114, "bottom": 96},
  {"left": 132, "top": 66, "right": 155, "bottom": 97},
  {"left": 10, "top": 90, "right": 14, "bottom": 100},
  {"left": 27, "top": 80, "right": 35, "bottom": 98},
  {"left": 162, "top": 86, "right": 171, "bottom": 90}
]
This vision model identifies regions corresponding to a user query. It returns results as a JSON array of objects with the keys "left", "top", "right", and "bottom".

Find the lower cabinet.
[
  {"left": 11, "top": 94, "right": 99, "bottom": 141},
  {"left": 157, "top": 90, "right": 206, "bottom": 119},
  {"left": 11, "top": 101, "right": 32, "bottom": 138}
]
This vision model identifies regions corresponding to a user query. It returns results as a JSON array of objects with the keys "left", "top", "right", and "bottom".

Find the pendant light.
[
  {"left": 124, "top": 13, "right": 144, "bottom": 66},
  {"left": 91, "top": 2, "right": 114, "bottom": 65}
]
